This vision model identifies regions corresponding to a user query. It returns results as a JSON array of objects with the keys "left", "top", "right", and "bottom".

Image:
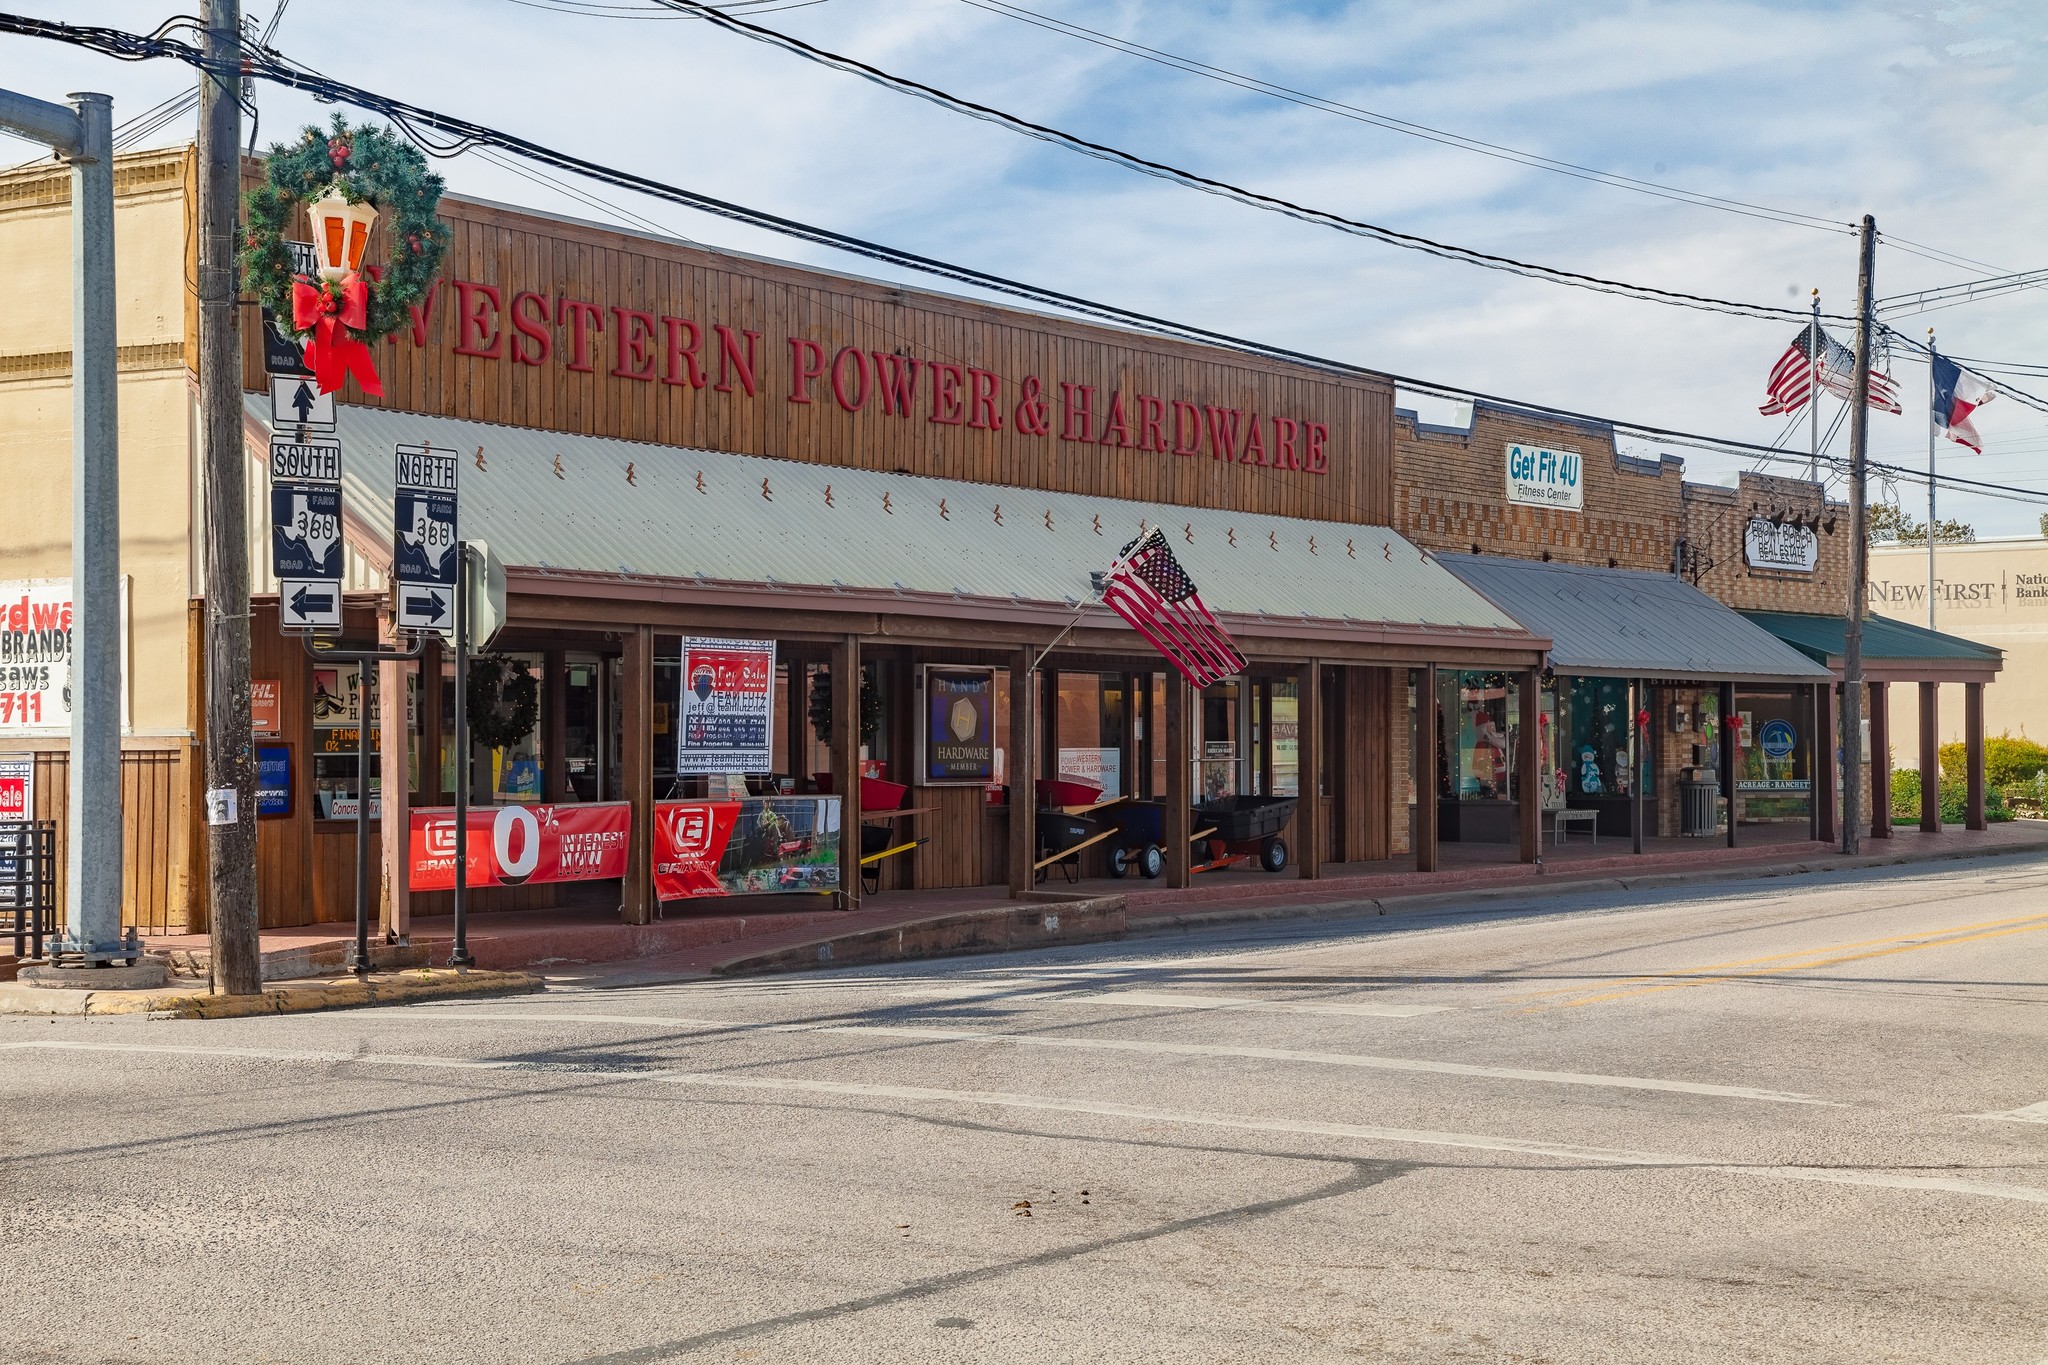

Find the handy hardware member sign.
[{"left": 392, "top": 443, "right": 459, "bottom": 634}]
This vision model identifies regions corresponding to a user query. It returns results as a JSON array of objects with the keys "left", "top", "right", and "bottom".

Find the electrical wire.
[{"left": 7, "top": 10, "right": 2044, "bottom": 512}]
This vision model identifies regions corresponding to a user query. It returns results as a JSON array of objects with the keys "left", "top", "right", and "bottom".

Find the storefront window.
[
  {"left": 1438, "top": 670, "right": 1518, "bottom": 802},
  {"left": 312, "top": 663, "right": 419, "bottom": 818},
  {"left": 1734, "top": 688, "right": 1811, "bottom": 821},
  {"left": 563, "top": 655, "right": 603, "bottom": 801},
  {"left": 1269, "top": 679, "right": 1300, "bottom": 797},
  {"left": 1198, "top": 678, "right": 1240, "bottom": 802},
  {"left": 1056, "top": 672, "right": 1126, "bottom": 797},
  {"left": 440, "top": 653, "right": 546, "bottom": 803},
  {"left": 1566, "top": 677, "right": 1632, "bottom": 800}
]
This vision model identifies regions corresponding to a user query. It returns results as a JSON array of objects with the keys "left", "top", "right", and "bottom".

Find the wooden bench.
[{"left": 1549, "top": 807, "right": 1599, "bottom": 847}]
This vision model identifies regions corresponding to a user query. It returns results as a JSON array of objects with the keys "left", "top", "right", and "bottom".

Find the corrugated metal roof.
[
  {"left": 1740, "top": 610, "right": 2003, "bottom": 666},
  {"left": 1439, "top": 555, "right": 1832, "bottom": 683},
  {"left": 244, "top": 397, "right": 1534, "bottom": 641}
]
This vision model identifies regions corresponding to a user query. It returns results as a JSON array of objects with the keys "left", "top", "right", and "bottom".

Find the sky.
[{"left": 4, "top": 0, "right": 2045, "bottom": 532}]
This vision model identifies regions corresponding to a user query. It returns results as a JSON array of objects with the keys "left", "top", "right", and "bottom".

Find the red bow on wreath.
[{"left": 292, "top": 274, "right": 384, "bottom": 397}]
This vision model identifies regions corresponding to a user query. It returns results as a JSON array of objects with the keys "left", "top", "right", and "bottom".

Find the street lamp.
[{"left": 306, "top": 185, "right": 376, "bottom": 280}]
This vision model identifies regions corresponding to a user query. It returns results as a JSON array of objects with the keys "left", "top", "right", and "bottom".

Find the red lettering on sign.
[
  {"left": 1240, "top": 413, "right": 1268, "bottom": 466},
  {"left": 509, "top": 291, "right": 551, "bottom": 366},
  {"left": 713, "top": 325, "right": 760, "bottom": 396},
  {"left": 929, "top": 362, "right": 965, "bottom": 425},
  {"left": 1097, "top": 390, "right": 1134, "bottom": 448},
  {"left": 407, "top": 278, "right": 442, "bottom": 348},
  {"left": 1171, "top": 401, "right": 1202, "bottom": 456},
  {"left": 557, "top": 298, "right": 605, "bottom": 373},
  {"left": 662, "top": 317, "right": 705, "bottom": 388},
  {"left": 1136, "top": 395, "right": 1167, "bottom": 452},
  {"left": 872, "top": 352, "right": 919, "bottom": 417},
  {"left": 966, "top": 368, "right": 1003, "bottom": 430},
  {"left": 1270, "top": 416, "right": 1299, "bottom": 471},
  {"left": 830, "top": 346, "right": 871, "bottom": 412},
  {"left": 1203, "top": 406, "right": 1242, "bottom": 461},
  {"left": 609, "top": 306, "right": 658, "bottom": 381},
  {"left": 1060, "top": 383, "right": 1096, "bottom": 442},
  {"left": 1303, "top": 421, "right": 1329, "bottom": 474},
  {"left": 787, "top": 337, "right": 825, "bottom": 404},
  {"left": 453, "top": 281, "right": 503, "bottom": 359}
]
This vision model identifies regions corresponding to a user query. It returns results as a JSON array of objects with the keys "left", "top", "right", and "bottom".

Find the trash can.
[{"left": 1679, "top": 772, "right": 1719, "bottom": 837}]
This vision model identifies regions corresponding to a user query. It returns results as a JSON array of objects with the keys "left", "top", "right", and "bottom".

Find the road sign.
[
  {"left": 269, "top": 435, "right": 341, "bottom": 483},
  {"left": 260, "top": 314, "right": 309, "bottom": 376},
  {"left": 269, "top": 375, "right": 334, "bottom": 431},
  {"left": 279, "top": 580, "right": 342, "bottom": 631},
  {"left": 271, "top": 483, "right": 344, "bottom": 581},
  {"left": 393, "top": 443, "right": 459, "bottom": 636}
]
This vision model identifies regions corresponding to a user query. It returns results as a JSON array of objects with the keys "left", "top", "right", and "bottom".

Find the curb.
[
  {"left": 0, "top": 969, "right": 541, "bottom": 1019},
  {"left": 1125, "top": 838, "right": 2048, "bottom": 940}
]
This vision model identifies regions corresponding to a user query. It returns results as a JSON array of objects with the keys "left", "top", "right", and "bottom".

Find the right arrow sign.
[{"left": 393, "top": 443, "right": 459, "bottom": 638}]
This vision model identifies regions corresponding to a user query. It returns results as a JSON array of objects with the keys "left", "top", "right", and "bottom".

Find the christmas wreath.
[
  {"left": 242, "top": 114, "right": 448, "bottom": 397},
  {"left": 468, "top": 656, "right": 539, "bottom": 752},
  {"left": 808, "top": 665, "right": 882, "bottom": 748}
]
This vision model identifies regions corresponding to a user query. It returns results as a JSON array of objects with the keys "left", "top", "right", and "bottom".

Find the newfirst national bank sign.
[{"left": 1504, "top": 444, "right": 1583, "bottom": 512}]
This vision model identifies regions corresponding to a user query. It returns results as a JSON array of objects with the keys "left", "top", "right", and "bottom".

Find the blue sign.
[
  {"left": 257, "top": 745, "right": 293, "bottom": 818},
  {"left": 270, "top": 482, "right": 343, "bottom": 579},
  {"left": 392, "top": 489, "right": 459, "bottom": 587},
  {"left": 1759, "top": 718, "right": 1796, "bottom": 760}
]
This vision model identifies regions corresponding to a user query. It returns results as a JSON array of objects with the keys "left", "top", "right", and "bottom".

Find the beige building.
[{"left": 1872, "top": 537, "right": 2048, "bottom": 746}]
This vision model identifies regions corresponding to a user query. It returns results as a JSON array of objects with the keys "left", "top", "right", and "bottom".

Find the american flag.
[
  {"left": 1760, "top": 322, "right": 1902, "bottom": 416},
  {"left": 1099, "top": 528, "right": 1246, "bottom": 688}
]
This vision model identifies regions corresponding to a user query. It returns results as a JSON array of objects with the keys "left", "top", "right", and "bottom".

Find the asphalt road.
[{"left": 5, "top": 855, "right": 2048, "bottom": 1364}]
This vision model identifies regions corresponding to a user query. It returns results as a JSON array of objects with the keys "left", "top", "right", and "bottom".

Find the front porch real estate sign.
[{"left": 1504, "top": 444, "right": 1583, "bottom": 511}]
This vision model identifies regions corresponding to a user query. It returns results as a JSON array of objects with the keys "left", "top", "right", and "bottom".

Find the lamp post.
[{"left": 305, "top": 185, "right": 377, "bottom": 280}]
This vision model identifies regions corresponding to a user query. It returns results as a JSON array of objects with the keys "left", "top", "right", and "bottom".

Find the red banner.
[
  {"left": 409, "top": 802, "right": 631, "bottom": 891},
  {"left": 654, "top": 796, "right": 841, "bottom": 901}
]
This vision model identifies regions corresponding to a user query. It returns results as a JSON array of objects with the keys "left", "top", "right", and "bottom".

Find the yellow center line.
[
  {"left": 1498, "top": 909, "right": 2048, "bottom": 1004},
  {"left": 1528, "top": 919, "right": 2048, "bottom": 1012}
]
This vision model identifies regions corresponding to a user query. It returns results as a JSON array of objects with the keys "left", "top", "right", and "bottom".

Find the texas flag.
[{"left": 1932, "top": 352, "right": 1994, "bottom": 454}]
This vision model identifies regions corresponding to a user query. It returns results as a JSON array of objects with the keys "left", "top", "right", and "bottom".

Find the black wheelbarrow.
[
  {"left": 1034, "top": 808, "right": 1116, "bottom": 884},
  {"left": 1192, "top": 795, "right": 1297, "bottom": 874},
  {"left": 1102, "top": 801, "right": 1168, "bottom": 880}
]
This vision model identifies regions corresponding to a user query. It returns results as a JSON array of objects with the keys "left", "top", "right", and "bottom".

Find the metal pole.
[
  {"left": 47, "top": 90, "right": 134, "bottom": 968},
  {"left": 1927, "top": 327, "right": 1938, "bottom": 630},
  {"left": 1808, "top": 289, "right": 1821, "bottom": 483},
  {"left": 199, "top": 0, "right": 262, "bottom": 993},
  {"left": 450, "top": 543, "right": 474, "bottom": 967},
  {"left": 1840, "top": 215, "right": 1877, "bottom": 857},
  {"left": 350, "top": 665, "right": 372, "bottom": 976}
]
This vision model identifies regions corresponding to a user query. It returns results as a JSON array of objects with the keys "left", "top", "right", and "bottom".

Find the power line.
[
  {"left": 8, "top": 10, "right": 2045, "bottom": 514},
  {"left": 626, "top": 0, "right": 1841, "bottom": 325}
]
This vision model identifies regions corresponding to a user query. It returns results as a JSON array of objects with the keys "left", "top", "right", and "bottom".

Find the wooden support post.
[
  {"left": 1720, "top": 681, "right": 1737, "bottom": 848},
  {"left": 834, "top": 634, "right": 863, "bottom": 910},
  {"left": 1814, "top": 682, "right": 1838, "bottom": 845},
  {"left": 1008, "top": 648, "right": 1036, "bottom": 897},
  {"left": 1165, "top": 673, "right": 1191, "bottom": 888},
  {"left": 620, "top": 625, "right": 655, "bottom": 924},
  {"left": 1414, "top": 665, "right": 1438, "bottom": 873},
  {"left": 1630, "top": 679, "right": 1644, "bottom": 856},
  {"left": 1296, "top": 660, "right": 1321, "bottom": 879},
  {"left": 1919, "top": 680, "right": 1941, "bottom": 833},
  {"left": 1518, "top": 667, "right": 1541, "bottom": 863},
  {"left": 377, "top": 607, "right": 411, "bottom": 942},
  {"left": 1870, "top": 681, "right": 1892, "bottom": 839},
  {"left": 1965, "top": 682, "right": 1986, "bottom": 831}
]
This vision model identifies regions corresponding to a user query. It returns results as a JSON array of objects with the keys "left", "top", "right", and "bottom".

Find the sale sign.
[
  {"left": 409, "top": 802, "right": 631, "bottom": 891},
  {"left": 0, "top": 754, "right": 31, "bottom": 821},
  {"left": 677, "top": 636, "right": 774, "bottom": 774},
  {"left": 654, "top": 796, "right": 841, "bottom": 900}
]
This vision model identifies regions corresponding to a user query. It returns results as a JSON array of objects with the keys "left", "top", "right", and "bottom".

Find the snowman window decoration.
[{"left": 1578, "top": 745, "right": 1604, "bottom": 795}]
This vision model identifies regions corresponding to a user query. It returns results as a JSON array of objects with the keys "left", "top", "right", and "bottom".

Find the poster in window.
[
  {"left": 0, "top": 753, "right": 32, "bottom": 821},
  {"left": 0, "top": 577, "right": 129, "bottom": 734},
  {"left": 920, "top": 665, "right": 996, "bottom": 784},
  {"left": 677, "top": 637, "right": 775, "bottom": 774},
  {"left": 256, "top": 745, "right": 293, "bottom": 818}
]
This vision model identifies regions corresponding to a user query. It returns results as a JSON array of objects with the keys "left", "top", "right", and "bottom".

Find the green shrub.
[
  {"left": 1940, "top": 735, "right": 2048, "bottom": 786},
  {"left": 1891, "top": 769, "right": 2015, "bottom": 823}
]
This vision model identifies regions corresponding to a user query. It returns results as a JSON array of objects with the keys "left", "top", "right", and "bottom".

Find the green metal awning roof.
[{"left": 1739, "top": 610, "right": 2002, "bottom": 682}]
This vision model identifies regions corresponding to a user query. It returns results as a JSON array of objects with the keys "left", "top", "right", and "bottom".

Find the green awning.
[{"left": 1739, "top": 610, "right": 2001, "bottom": 682}]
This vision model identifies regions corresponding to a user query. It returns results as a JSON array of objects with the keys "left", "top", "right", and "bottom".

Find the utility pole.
[
  {"left": 199, "top": 0, "right": 261, "bottom": 994},
  {"left": 1839, "top": 215, "right": 1877, "bottom": 857},
  {"left": 1926, "top": 327, "right": 1938, "bottom": 630}
]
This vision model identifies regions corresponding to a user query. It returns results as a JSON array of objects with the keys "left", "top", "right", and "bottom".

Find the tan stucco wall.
[
  {"left": 0, "top": 149, "right": 195, "bottom": 736},
  {"left": 1870, "top": 538, "right": 2038, "bottom": 751}
]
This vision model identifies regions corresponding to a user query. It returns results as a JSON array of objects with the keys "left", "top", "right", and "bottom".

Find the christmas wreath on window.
[
  {"left": 468, "top": 656, "right": 539, "bottom": 752},
  {"left": 808, "top": 665, "right": 882, "bottom": 748},
  {"left": 241, "top": 114, "right": 448, "bottom": 397}
]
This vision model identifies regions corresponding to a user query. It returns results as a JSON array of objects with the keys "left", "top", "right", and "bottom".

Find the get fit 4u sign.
[{"left": 398, "top": 278, "right": 1334, "bottom": 477}]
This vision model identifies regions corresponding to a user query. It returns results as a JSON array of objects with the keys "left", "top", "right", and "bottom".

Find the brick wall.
[
  {"left": 1394, "top": 403, "right": 1684, "bottom": 570},
  {"left": 1682, "top": 472, "right": 1852, "bottom": 615}
]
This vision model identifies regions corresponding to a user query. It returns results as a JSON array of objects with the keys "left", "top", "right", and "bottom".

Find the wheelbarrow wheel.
[
  {"left": 1139, "top": 844, "right": 1165, "bottom": 879},
  {"left": 1108, "top": 846, "right": 1131, "bottom": 879},
  {"left": 1259, "top": 836, "right": 1289, "bottom": 874}
]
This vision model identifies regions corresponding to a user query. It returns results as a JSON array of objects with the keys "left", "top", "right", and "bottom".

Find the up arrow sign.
[{"left": 269, "top": 375, "right": 335, "bottom": 431}]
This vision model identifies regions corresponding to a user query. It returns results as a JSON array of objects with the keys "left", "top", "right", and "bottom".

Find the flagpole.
[
  {"left": 1809, "top": 289, "right": 1821, "bottom": 482},
  {"left": 1927, "top": 327, "right": 1938, "bottom": 630}
]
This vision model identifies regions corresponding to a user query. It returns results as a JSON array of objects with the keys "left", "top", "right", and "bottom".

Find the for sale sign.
[
  {"left": 407, "top": 802, "right": 631, "bottom": 890},
  {"left": 676, "top": 637, "right": 775, "bottom": 774}
]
